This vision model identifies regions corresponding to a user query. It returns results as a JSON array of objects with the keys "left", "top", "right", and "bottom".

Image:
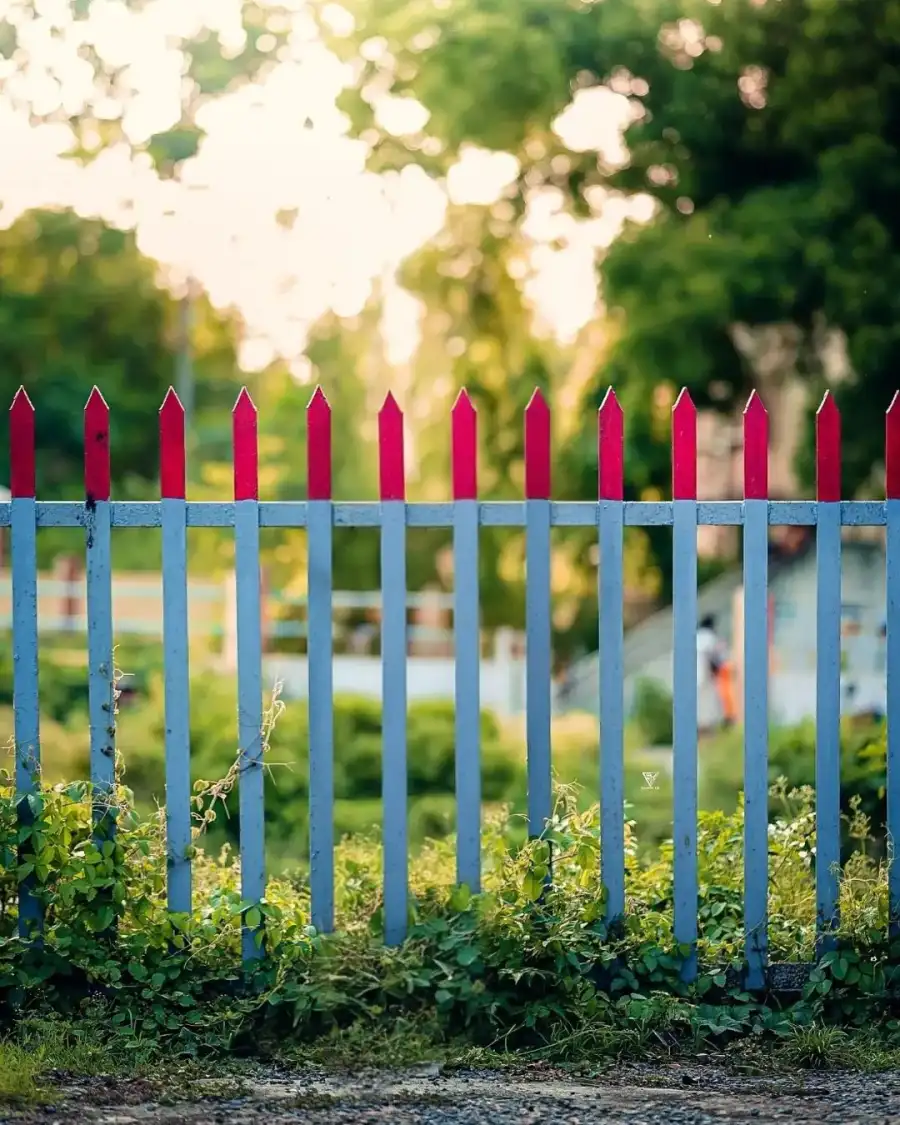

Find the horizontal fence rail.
[{"left": 4, "top": 384, "right": 900, "bottom": 984}]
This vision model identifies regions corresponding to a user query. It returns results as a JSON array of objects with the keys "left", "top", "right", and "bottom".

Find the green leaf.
[
  {"left": 245, "top": 907, "right": 262, "bottom": 930},
  {"left": 449, "top": 884, "right": 472, "bottom": 912},
  {"left": 522, "top": 872, "right": 543, "bottom": 901}
]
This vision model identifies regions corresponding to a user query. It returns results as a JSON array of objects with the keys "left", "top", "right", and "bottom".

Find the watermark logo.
[{"left": 641, "top": 771, "right": 659, "bottom": 791}]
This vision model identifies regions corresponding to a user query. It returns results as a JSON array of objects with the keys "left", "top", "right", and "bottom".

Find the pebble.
[{"left": 4, "top": 1064, "right": 899, "bottom": 1124}]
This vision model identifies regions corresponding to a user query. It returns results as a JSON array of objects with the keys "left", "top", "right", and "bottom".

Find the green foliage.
[
  {"left": 0, "top": 209, "right": 242, "bottom": 502},
  {"left": 700, "top": 718, "right": 887, "bottom": 851},
  {"left": 0, "top": 772, "right": 898, "bottom": 1062},
  {"left": 329, "top": 0, "right": 900, "bottom": 618},
  {"left": 0, "top": 645, "right": 89, "bottom": 726},
  {"left": 631, "top": 679, "right": 673, "bottom": 747}
]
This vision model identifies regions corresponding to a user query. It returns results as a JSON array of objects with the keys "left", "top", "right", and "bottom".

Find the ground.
[{"left": 3, "top": 1062, "right": 898, "bottom": 1124}]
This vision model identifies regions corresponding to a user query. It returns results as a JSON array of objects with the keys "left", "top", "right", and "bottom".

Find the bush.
[
  {"left": 1, "top": 770, "right": 897, "bottom": 1063},
  {"left": 0, "top": 644, "right": 90, "bottom": 725},
  {"left": 632, "top": 678, "right": 673, "bottom": 747},
  {"left": 42, "top": 677, "right": 526, "bottom": 862},
  {"left": 700, "top": 718, "right": 887, "bottom": 852}
]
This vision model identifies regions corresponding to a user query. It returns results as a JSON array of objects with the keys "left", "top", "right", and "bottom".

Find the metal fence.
[{"left": 3, "top": 384, "right": 899, "bottom": 986}]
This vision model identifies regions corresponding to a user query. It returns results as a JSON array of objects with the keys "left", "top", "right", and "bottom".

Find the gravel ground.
[{"left": 3, "top": 1062, "right": 899, "bottom": 1124}]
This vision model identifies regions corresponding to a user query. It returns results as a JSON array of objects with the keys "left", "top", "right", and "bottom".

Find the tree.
[
  {"left": 336, "top": 0, "right": 900, "bottom": 499},
  {"left": 0, "top": 208, "right": 241, "bottom": 500}
]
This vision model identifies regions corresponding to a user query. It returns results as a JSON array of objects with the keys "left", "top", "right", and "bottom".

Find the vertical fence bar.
[
  {"left": 524, "top": 391, "right": 552, "bottom": 842},
  {"left": 233, "top": 389, "right": 265, "bottom": 962},
  {"left": 84, "top": 388, "right": 116, "bottom": 844},
  {"left": 10, "top": 389, "right": 41, "bottom": 937},
  {"left": 672, "top": 390, "right": 699, "bottom": 980},
  {"left": 379, "top": 393, "right": 408, "bottom": 944},
  {"left": 452, "top": 390, "right": 481, "bottom": 892},
  {"left": 743, "top": 391, "right": 769, "bottom": 989},
  {"left": 815, "top": 392, "right": 842, "bottom": 949},
  {"left": 307, "top": 387, "right": 335, "bottom": 933},
  {"left": 887, "top": 395, "right": 900, "bottom": 935},
  {"left": 160, "top": 389, "right": 192, "bottom": 917},
  {"left": 598, "top": 390, "right": 625, "bottom": 920}
]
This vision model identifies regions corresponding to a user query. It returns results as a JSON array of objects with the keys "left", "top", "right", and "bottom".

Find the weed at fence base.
[{"left": 1, "top": 772, "right": 899, "bottom": 1074}]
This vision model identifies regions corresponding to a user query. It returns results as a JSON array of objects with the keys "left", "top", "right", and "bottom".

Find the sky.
[{"left": 0, "top": 0, "right": 653, "bottom": 375}]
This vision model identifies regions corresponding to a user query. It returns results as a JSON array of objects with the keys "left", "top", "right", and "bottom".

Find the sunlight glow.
[{"left": 0, "top": 0, "right": 644, "bottom": 368}]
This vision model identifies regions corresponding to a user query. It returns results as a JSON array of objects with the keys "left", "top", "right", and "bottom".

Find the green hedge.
[
  {"left": 102, "top": 678, "right": 524, "bottom": 863},
  {"left": 0, "top": 643, "right": 90, "bottom": 724},
  {"left": 700, "top": 717, "right": 886, "bottom": 848},
  {"left": 3, "top": 649, "right": 886, "bottom": 866}
]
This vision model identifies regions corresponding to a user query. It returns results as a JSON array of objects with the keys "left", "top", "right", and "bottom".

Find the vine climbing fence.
[{"left": 3, "top": 383, "right": 899, "bottom": 988}]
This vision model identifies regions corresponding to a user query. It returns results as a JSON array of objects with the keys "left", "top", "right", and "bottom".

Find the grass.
[
  {"left": 3, "top": 1014, "right": 900, "bottom": 1111},
  {"left": 0, "top": 674, "right": 895, "bottom": 1104}
]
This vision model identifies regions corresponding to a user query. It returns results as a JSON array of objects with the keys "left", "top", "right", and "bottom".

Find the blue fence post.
[
  {"left": 887, "top": 396, "right": 900, "bottom": 936},
  {"left": 233, "top": 389, "right": 265, "bottom": 962},
  {"left": 84, "top": 389, "right": 116, "bottom": 847},
  {"left": 524, "top": 390, "right": 552, "bottom": 846},
  {"left": 379, "top": 393, "right": 408, "bottom": 945},
  {"left": 671, "top": 390, "right": 699, "bottom": 981},
  {"left": 160, "top": 389, "right": 192, "bottom": 917},
  {"left": 598, "top": 391, "right": 625, "bottom": 921},
  {"left": 452, "top": 390, "right": 481, "bottom": 893},
  {"left": 743, "top": 392, "right": 769, "bottom": 990},
  {"left": 9, "top": 389, "right": 41, "bottom": 938},
  {"left": 307, "top": 388, "right": 335, "bottom": 934},
  {"left": 815, "top": 393, "right": 842, "bottom": 950}
]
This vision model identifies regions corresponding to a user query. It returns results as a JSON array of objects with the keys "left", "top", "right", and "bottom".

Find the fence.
[{"left": 3, "top": 383, "right": 899, "bottom": 987}]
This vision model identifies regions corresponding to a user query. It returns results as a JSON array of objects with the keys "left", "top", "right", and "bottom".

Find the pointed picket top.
[
  {"left": 306, "top": 386, "right": 332, "bottom": 501},
  {"left": 671, "top": 388, "right": 697, "bottom": 500},
  {"left": 159, "top": 387, "right": 186, "bottom": 499},
  {"left": 815, "top": 391, "right": 841, "bottom": 503},
  {"left": 9, "top": 386, "right": 35, "bottom": 498},
  {"left": 378, "top": 391, "right": 405, "bottom": 501},
  {"left": 524, "top": 388, "right": 551, "bottom": 499},
  {"left": 598, "top": 388, "right": 624, "bottom": 501},
  {"left": 233, "top": 387, "right": 259, "bottom": 501},
  {"left": 84, "top": 386, "right": 110, "bottom": 503},
  {"left": 743, "top": 390, "right": 768, "bottom": 500},
  {"left": 887, "top": 392, "right": 900, "bottom": 500},
  {"left": 451, "top": 388, "right": 477, "bottom": 500}
]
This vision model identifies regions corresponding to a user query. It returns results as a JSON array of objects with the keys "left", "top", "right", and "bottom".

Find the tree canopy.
[
  {"left": 0, "top": 208, "right": 241, "bottom": 499},
  {"left": 335, "top": 0, "right": 900, "bottom": 501}
]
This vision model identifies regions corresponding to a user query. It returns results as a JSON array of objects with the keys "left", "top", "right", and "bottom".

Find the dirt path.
[{"left": 4, "top": 1062, "right": 899, "bottom": 1124}]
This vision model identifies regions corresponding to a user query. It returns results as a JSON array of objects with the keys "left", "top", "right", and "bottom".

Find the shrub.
[
  {"left": 1, "top": 768, "right": 897, "bottom": 1062},
  {"left": 700, "top": 718, "right": 887, "bottom": 851},
  {"left": 632, "top": 678, "right": 674, "bottom": 747},
  {"left": 0, "top": 644, "right": 90, "bottom": 725}
]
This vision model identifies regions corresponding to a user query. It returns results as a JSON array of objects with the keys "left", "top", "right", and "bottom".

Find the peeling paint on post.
[
  {"left": 10, "top": 387, "right": 41, "bottom": 937},
  {"left": 84, "top": 388, "right": 116, "bottom": 847}
]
